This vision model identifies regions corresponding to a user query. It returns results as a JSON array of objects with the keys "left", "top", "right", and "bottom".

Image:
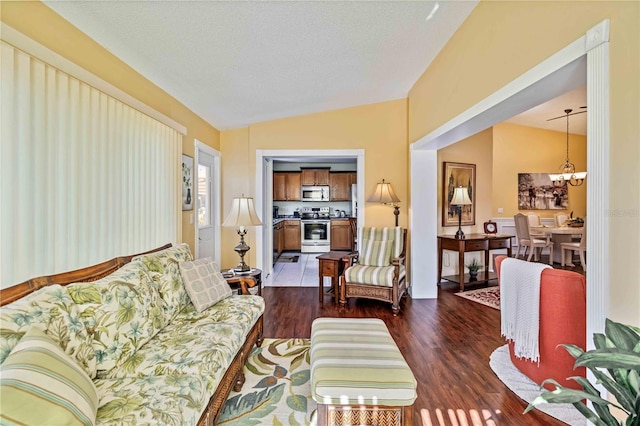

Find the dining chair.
[
  {"left": 514, "top": 213, "right": 553, "bottom": 264},
  {"left": 554, "top": 212, "right": 569, "bottom": 227},
  {"left": 527, "top": 213, "right": 545, "bottom": 237},
  {"left": 561, "top": 224, "right": 587, "bottom": 267}
]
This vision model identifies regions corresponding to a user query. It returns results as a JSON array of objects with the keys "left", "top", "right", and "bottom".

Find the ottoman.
[{"left": 310, "top": 318, "right": 417, "bottom": 426}]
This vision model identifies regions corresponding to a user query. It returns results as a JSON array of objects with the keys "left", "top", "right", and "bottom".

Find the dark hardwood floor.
[{"left": 262, "top": 278, "right": 571, "bottom": 425}]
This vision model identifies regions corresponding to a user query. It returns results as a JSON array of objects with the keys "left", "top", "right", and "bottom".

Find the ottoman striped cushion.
[{"left": 310, "top": 318, "right": 417, "bottom": 407}]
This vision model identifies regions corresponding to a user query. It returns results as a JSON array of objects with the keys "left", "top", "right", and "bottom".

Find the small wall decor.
[
  {"left": 443, "top": 162, "right": 476, "bottom": 226},
  {"left": 182, "top": 154, "right": 194, "bottom": 211},
  {"left": 518, "top": 173, "right": 568, "bottom": 210}
]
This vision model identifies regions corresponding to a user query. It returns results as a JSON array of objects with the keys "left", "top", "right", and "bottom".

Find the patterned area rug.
[
  {"left": 218, "top": 338, "right": 315, "bottom": 425},
  {"left": 454, "top": 286, "right": 500, "bottom": 310},
  {"left": 489, "top": 345, "right": 586, "bottom": 425}
]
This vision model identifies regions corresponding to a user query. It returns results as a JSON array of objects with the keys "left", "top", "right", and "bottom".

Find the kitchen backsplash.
[{"left": 274, "top": 201, "right": 352, "bottom": 217}]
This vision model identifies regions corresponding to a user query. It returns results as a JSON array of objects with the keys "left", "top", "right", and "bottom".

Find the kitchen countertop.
[{"left": 272, "top": 216, "right": 352, "bottom": 225}]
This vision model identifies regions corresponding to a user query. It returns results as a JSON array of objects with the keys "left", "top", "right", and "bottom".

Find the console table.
[{"left": 437, "top": 234, "right": 512, "bottom": 292}]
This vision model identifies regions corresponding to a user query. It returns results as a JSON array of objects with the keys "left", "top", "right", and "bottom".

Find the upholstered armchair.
[{"left": 339, "top": 227, "right": 408, "bottom": 315}]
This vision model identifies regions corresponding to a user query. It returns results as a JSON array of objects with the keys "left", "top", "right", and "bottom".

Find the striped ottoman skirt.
[{"left": 310, "top": 318, "right": 417, "bottom": 426}]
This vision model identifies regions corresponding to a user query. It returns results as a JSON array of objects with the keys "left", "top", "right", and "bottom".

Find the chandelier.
[{"left": 548, "top": 108, "right": 587, "bottom": 187}]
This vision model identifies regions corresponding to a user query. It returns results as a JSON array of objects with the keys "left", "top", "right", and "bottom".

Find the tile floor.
[{"left": 263, "top": 252, "right": 323, "bottom": 287}]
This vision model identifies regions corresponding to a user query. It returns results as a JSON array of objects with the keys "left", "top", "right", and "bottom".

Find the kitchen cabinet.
[
  {"left": 283, "top": 220, "right": 301, "bottom": 250},
  {"left": 301, "top": 168, "right": 329, "bottom": 186},
  {"left": 330, "top": 219, "right": 352, "bottom": 251},
  {"left": 329, "top": 172, "right": 355, "bottom": 201},
  {"left": 273, "top": 221, "right": 284, "bottom": 262},
  {"left": 273, "top": 172, "right": 301, "bottom": 201}
]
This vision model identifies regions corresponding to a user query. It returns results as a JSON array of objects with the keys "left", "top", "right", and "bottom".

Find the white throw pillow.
[{"left": 179, "top": 257, "right": 233, "bottom": 312}]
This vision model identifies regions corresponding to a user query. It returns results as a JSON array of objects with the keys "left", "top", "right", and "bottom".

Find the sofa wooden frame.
[
  {"left": 339, "top": 228, "right": 408, "bottom": 315},
  {"left": 0, "top": 244, "right": 264, "bottom": 426}
]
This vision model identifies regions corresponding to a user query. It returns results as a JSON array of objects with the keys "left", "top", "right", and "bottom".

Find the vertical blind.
[{"left": 0, "top": 41, "right": 182, "bottom": 288}]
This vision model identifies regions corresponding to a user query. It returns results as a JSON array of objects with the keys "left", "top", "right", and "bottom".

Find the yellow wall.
[
  {"left": 409, "top": 1, "right": 640, "bottom": 325},
  {"left": 220, "top": 128, "right": 255, "bottom": 269},
  {"left": 220, "top": 99, "right": 408, "bottom": 269},
  {"left": 493, "top": 123, "right": 587, "bottom": 219},
  {"left": 0, "top": 1, "right": 221, "bottom": 252},
  {"left": 438, "top": 128, "right": 493, "bottom": 236}
]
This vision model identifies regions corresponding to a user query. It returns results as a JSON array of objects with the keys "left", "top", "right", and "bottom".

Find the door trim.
[{"left": 194, "top": 140, "right": 222, "bottom": 265}]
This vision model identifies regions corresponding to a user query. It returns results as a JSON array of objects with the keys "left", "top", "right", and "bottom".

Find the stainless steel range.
[{"left": 300, "top": 207, "right": 331, "bottom": 253}]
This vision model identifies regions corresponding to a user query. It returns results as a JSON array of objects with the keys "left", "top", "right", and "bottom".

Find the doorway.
[
  {"left": 254, "top": 149, "right": 365, "bottom": 279},
  {"left": 195, "top": 141, "right": 222, "bottom": 264},
  {"left": 409, "top": 20, "right": 609, "bottom": 346}
]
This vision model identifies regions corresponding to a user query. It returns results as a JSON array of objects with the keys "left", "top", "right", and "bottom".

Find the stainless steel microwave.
[{"left": 301, "top": 185, "right": 330, "bottom": 202}]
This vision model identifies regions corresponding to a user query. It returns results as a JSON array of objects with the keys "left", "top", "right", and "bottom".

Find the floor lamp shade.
[
  {"left": 367, "top": 179, "right": 401, "bottom": 226},
  {"left": 222, "top": 196, "right": 263, "bottom": 272}
]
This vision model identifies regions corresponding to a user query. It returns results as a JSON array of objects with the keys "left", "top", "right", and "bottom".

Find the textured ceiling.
[{"left": 44, "top": 1, "right": 479, "bottom": 130}]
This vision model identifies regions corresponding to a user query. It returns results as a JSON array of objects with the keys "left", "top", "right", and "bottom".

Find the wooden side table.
[
  {"left": 316, "top": 251, "right": 350, "bottom": 304},
  {"left": 221, "top": 268, "right": 262, "bottom": 296},
  {"left": 437, "top": 234, "right": 512, "bottom": 292}
]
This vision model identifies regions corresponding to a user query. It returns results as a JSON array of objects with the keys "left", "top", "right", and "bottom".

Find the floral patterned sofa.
[{"left": 0, "top": 244, "right": 264, "bottom": 425}]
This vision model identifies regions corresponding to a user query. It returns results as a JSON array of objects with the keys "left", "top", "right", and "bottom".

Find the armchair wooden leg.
[{"left": 339, "top": 275, "right": 347, "bottom": 305}]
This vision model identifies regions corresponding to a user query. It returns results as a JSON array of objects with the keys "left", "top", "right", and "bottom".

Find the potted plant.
[
  {"left": 525, "top": 318, "right": 640, "bottom": 425},
  {"left": 466, "top": 258, "right": 482, "bottom": 281}
]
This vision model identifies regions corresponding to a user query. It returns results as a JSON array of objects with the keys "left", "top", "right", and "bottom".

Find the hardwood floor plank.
[{"left": 262, "top": 282, "right": 567, "bottom": 425}]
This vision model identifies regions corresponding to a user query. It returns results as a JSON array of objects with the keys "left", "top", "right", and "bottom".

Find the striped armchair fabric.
[{"left": 340, "top": 227, "right": 408, "bottom": 315}]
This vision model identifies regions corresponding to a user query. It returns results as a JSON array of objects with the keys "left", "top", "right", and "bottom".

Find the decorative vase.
[
  {"left": 186, "top": 188, "right": 192, "bottom": 205},
  {"left": 469, "top": 270, "right": 478, "bottom": 281}
]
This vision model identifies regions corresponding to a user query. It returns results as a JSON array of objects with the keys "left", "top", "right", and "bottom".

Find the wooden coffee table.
[{"left": 316, "top": 251, "right": 350, "bottom": 304}]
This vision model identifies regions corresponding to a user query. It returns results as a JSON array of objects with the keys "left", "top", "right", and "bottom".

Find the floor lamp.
[
  {"left": 451, "top": 186, "right": 472, "bottom": 239},
  {"left": 222, "top": 196, "right": 263, "bottom": 272},
  {"left": 368, "top": 179, "right": 401, "bottom": 226}
]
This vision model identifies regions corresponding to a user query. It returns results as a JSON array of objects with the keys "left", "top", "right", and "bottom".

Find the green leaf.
[
  {"left": 591, "top": 369, "right": 635, "bottom": 412},
  {"left": 68, "top": 285, "right": 102, "bottom": 304},
  {"left": 571, "top": 402, "right": 611, "bottom": 426},
  {"left": 218, "top": 383, "right": 284, "bottom": 425},
  {"left": 287, "top": 411, "right": 301, "bottom": 425},
  {"left": 560, "top": 343, "right": 584, "bottom": 361},
  {"left": 258, "top": 352, "right": 278, "bottom": 366},
  {"left": 116, "top": 304, "right": 135, "bottom": 326},
  {"left": 606, "top": 319, "right": 640, "bottom": 351},
  {"left": 290, "top": 370, "right": 310, "bottom": 387},
  {"left": 286, "top": 395, "right": 307, "bottom": 413},
  {"left": 97, "top": 397, "right": 143, "bottom": 419},
  {"left": 575, "top": 350, "right": 640, "bottom": 370},
  {"left": 290, "top": 353, "right": 305, "bottom": 372}
]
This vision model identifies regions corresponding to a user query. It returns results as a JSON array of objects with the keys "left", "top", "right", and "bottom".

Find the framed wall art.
[
  {"left": 518, "top": 173, "right": 568, "bottom": 210},
  {"left": 443, "top": 162, "right": 476, "bottom": 227},
  {"left": 182, "top": 154, "right": 194, "bottom": 211}
]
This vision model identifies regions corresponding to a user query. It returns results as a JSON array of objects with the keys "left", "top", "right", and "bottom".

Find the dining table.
[{"left": 530, "top": 225, "right": 584, "bottom": 265}]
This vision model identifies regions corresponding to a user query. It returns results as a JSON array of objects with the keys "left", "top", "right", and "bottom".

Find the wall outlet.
[{"left": 497, "top": 208, "right": 504, "bottom": 214}]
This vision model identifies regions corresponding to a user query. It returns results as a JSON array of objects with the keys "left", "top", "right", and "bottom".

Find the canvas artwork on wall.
[
  {"left": 182, "top": 155, "right": 194, "bottom": 211},
  {"left": 443, "top": 162, "right": 476, "bottom": 226},
  {"left": 518, "top": 173, "right": 568, "bottom": 210}
]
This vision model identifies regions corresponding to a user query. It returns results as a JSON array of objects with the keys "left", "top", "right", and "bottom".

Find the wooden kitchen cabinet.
[
  {"left": 273, "top": 221, "right": 284, "bottom": 261},
  {"left": 330, "top": 219, "right": 352, "bottom": 251},
  {"left": 273, "top": 172, "right": 301, "bottom": 201},
  {"left": 283, "top": 220, "right": 301, "bottom": 250},
  {"left": 329, "top": 172, "right": 353, "bottom": 201},
  {"left": 301, "top": 168, "right": 329, "bottom": 186}
]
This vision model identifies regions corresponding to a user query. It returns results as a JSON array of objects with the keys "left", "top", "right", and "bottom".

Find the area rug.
[
  {"left": 218, "top": 338, "right": 315, "bottom": 425},
  {"left": 489, "top": 345, "right": 587, "bottom": 426},
  {"left": 455, "top": 286, "right": 500, "bottom": 310},
  {"left": 277, "top": 255, "right": 300, "bottom": 263}
]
